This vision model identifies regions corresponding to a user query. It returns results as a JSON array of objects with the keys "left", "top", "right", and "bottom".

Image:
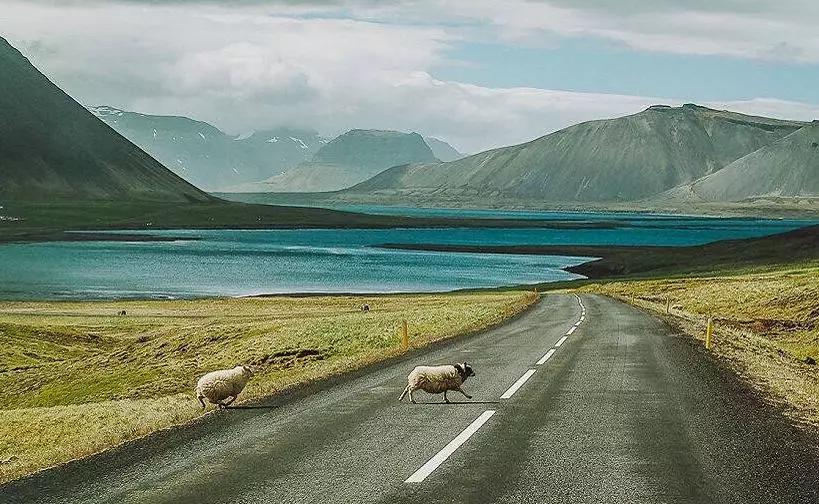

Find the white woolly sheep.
[
  {"left": 398, "top": 362, "right": 475, "bottom": 403},
  {"left": 195, "top": 365, "right": 254, "bottom": 409}
]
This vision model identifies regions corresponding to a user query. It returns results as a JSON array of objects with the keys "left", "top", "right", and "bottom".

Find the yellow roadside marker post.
[
  {"left": 401, "top": 320, "right": 409, "bottom": 350},
  {"left": 666, "top": 296, "right": 671, "bottom": 314},
  {"left": 705, "top": 316, "right": 714, "bottom": 350}
]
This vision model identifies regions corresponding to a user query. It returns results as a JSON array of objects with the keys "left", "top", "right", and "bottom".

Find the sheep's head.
[
  {"left": 455, "top": 362, "right": 475, "bottom": 381},
  {"left": 240, "top": 365, "right": 255, "bottom": 378}
]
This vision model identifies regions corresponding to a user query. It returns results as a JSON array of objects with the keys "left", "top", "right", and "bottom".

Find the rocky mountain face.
[{"left": 89, "top": 106, "right": 325, "bottom": 191}]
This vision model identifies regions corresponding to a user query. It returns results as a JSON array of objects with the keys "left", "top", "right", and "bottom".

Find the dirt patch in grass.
[{"left": 0, "top": 291, "right": 537, "bottom": 483}]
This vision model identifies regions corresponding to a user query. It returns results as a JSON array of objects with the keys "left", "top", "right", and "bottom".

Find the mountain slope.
[
  {"left": 90, "top": 106, "right": 325, "bottom": 191},
  {"left": 662, "top": 121, "right": 819, "bottom": 202},
  {"left": 346, "top": 104, "right": 805, "bottom": 203},
  {"left": 0, "top": 37, "right": 209, "bottom": 202},
  {"left": 423, "top": 136, "right": 463, "bottom": 161},
  {"left": 248, "top": 129, "right": 439, "bottom": 192}
]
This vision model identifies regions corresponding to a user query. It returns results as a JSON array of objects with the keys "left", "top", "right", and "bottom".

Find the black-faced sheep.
[
  {"left": 195, "top": 365, "right": 254, "bottom": 409},
  {"left": 398, "top": 362, "right": 475, "bottom": 403}
]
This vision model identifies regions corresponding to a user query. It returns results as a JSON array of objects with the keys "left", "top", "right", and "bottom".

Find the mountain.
[
  {"left": 344, "top": 104, "right": 806, "bottom": 204},
  {"left": 0, "top": 37, "right": 530, "bottom": 239},
  {"left": 423, "top": 136, "right": 463, "bottom": 161},
  {"left": 244, "top": 129, "right": 439, "bottom": 192},
  {"left": 660, "top": 121, "right": 819, "bottom": 202},
  {"left": 89, "top": 106, "right": 325, "bottom": 191},
  {"left": 0, "top": 37, "right": 208, "bottom": 202}
]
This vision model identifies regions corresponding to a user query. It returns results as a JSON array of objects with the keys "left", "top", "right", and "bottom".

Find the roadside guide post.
[
  {"left": 706, "top": 316, "right": 714, "bottom": 350},
  {"left": 401, "top": 320, "right": 409, "bottom": 350}
]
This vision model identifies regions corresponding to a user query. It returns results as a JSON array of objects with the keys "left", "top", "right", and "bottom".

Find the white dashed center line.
[
  {"left": 500, "top": 369, "right": 537, "bottom": 399},
  {"left": 405, "top": 295, "right": 589, "bottom": 485},
  {"left": 536, "top": 348, "right": 556, "bottom": 365},
  {"left": 404, "top": 410, "right": 496, "bottom": 483}
]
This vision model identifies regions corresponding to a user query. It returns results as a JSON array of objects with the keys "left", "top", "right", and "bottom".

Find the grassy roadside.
[
  {"left": 579, "top": 262, "right": 819, "bottom": 429},
  {"left": 0, "top": 291, "right": 537, "bottom": 483}
]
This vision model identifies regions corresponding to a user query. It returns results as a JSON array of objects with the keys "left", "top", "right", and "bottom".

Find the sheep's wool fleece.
[
  {"left": 407, "top": 365, "right": 464, "bottom": 393},
  {"left": 196, "top": 366, "right": 251, "bottom": 403}
]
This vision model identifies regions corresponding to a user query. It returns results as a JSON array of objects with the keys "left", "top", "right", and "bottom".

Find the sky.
[{"left": 2, "top": 0, "right": 819, "bottom": 153}]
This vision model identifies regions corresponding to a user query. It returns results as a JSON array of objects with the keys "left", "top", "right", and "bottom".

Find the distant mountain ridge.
[
  {"left": 344, "top": 104, "right": 808, "bottom": 203},
  {"left": 242, "top": 129, "right": 440, "bottom": 193},
  {"left": 90, "top": 107, "right": 462, "bottom": 193},
  {"left": 89, "top": 106, "right": 326, "bottom": 191},
  {"left": 0, "top": 37, "right": 209, "bottom": 202},
  {"left": 423, "top": 136, "right": 463, "bottom": 162}
]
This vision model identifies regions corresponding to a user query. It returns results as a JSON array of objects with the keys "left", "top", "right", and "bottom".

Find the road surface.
[{"left": 3, "top": 294, "right": 818, "bottom": 503}]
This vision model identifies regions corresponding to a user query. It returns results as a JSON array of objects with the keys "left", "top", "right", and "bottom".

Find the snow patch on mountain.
[{"left": 289, "top": 137, "right": 309, "bottom": 149}]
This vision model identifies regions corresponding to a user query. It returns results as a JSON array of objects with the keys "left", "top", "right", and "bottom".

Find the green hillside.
[
  {"left": 664, "top": 121, "right": 819, "bottom": 202},
  {"left": 0, "top": 37, "right": 209, "bottom": 203},
  {"left": 344, "top": 104, "right": 805, "bottom": 204}
]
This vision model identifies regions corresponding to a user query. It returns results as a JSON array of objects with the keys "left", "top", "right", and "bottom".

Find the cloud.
[
  {"left": 707, "top": 98, "right": 819, "bottom": 123},
  {"left": 377, "top": 0, "right": 819, "bottom": 63},
  {"left": 2, "top": 0, "right": 818, "bottom": 154}
]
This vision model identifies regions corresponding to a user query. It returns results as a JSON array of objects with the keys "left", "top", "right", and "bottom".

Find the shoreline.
[
  {"left": 0, "top": 219, "right": 621, "bottom": 245},
  {"left": 218, "top": 192, "right": 819, "bottom": 220},
  {"left": 378, "top": 223, "right": 819, "bottom": 279},
  {"left": 2, "top": 223, "right": 816, "bottom": 302}
]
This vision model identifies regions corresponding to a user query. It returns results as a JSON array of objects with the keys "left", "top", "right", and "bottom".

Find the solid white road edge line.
[
  {"left": 555, "top": 335, "right": 569, "bottom": 347},
  {"left": 500, "top": 369, "right": 537, "bottom": 399},
  {"left": 537, "top": 348, "right": 557, "bottom": 365},
  {"left": 404, "top": 410, "right": 496, "bottom": 483}
]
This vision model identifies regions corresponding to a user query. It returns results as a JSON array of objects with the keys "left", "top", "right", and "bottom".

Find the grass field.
[
  {"left": 581, "top": 262, "right": 819, "bottom": 428},
  {"left": 0, "top": 291, "right": 537, "bottom": 483}
]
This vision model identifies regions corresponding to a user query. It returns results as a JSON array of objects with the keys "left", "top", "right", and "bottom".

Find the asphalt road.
[{"left": 3, "top": 294, "right": 818, "bottom": 503}]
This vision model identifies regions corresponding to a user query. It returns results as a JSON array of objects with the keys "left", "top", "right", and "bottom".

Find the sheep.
[
  {"left": 361, "top": 303, "right": 370, "bottom": 312},
  {"left": 195, "top": 365, "right": 254, "bottom": 409},
  {"left": 398, "top": 362, "right": 475, "bottom": 404}
]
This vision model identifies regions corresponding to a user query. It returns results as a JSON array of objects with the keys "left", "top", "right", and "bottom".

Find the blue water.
[{"left": 1, "top": 208, "right": 815, "bottom": 300}]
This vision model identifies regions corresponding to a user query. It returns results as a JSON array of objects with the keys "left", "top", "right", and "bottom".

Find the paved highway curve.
[{"left": 3, "top": 294, "right": 818, "bottom": 503}]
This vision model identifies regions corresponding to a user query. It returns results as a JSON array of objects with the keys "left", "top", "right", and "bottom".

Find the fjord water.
[{"left": 2, "top": 209, "right": 814, "bottom": 300}]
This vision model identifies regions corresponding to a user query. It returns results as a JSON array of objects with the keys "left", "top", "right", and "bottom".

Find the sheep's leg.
[
  {"left": 443, "top": 390, "right": 450, "bottom": 403},
  {"left": 398, "top": 386, "right": 409, "bottom": 402},
  {"left": 197, "top": 395, "right": 206, "bottom": 409},
  {"left": 457, "top": 387, "right": 472, "bottom": 400},
  {"left": 409, "top": 388, "right": 416, "bottom": 404},
  {"left": 222, "top": 395, "right": 236, "bottom": 407}
]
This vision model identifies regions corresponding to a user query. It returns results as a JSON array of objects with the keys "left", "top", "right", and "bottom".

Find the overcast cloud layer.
[{"left": 3, "top": 0, "right": 818, "bottom": 152}]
